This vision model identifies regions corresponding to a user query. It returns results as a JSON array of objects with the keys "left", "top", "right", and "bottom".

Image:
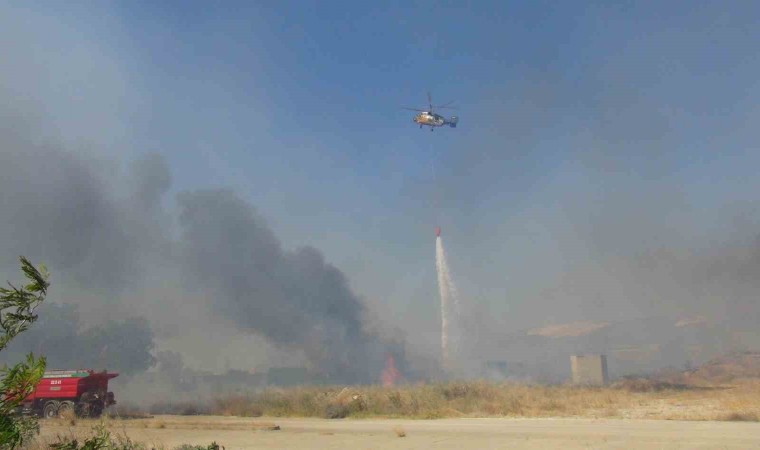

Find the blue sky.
[{"left": 4, "top": 1, "right": 760, "bottom": 353}]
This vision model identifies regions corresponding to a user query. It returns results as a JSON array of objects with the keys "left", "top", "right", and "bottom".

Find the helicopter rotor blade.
[
  {"left": 434, "top": 100, "right": 456, "bottom": 108},
  {"left": 427, "top": 92, "right": 433, "bottom": 111},
  {"left": 402, "top": 107, "right": 426, "bottom": 112}
]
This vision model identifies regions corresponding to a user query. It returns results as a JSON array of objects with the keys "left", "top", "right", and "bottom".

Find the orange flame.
[{"left": 380, "top": 353, "right": 401, "bottom": 387}]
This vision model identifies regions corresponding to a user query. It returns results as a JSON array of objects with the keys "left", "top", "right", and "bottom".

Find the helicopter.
[{"left": 404, "top": 92, "right": 459, "bottom": 131}]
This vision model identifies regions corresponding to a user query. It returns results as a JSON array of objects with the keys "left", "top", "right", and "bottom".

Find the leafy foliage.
[
  {"left": 0, "top": 257, "right": 49, "bottom": 450},
  {"left": 0, "top": 257, "right": 49, "bottom": 352}
]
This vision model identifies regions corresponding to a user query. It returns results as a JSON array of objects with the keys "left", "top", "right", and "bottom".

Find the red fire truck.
[{"left": 15, "top": 369, "right": 118, "bottom": 418}]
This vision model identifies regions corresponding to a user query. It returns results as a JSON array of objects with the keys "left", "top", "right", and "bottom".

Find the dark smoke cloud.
[
  {"left": 129, "top": 153, "right": 172, "bottom": 213},
  {"left": 1, "top": 142, "right": 187, "bottom": 392},
  {"left": 4, "top": 3, "right": 759, "bottom": 388},
  {"left": 0, "top": 303, "right": 155, "bottom": 376},
  {"left": 177, "top": 189, "right": 399, "bottom": 382},
  {"left": 0, "top": 104, "right": 406, "bottom": 382},
  {"left": 0, "top": 118, "right": 136, "bottom": 294}
]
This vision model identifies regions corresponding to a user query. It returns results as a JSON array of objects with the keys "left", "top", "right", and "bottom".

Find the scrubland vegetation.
[{"left": 109, "top": 378, "right": 760, "bottom": 422}]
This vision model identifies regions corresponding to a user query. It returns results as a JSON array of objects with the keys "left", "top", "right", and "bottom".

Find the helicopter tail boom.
[{"left": 448, "top": 116, "right": 459, "bottom": 128}]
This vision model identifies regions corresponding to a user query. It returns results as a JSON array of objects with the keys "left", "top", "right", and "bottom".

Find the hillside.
[{"left": 658, "top": 351, "right": 760, "bottom": 384}]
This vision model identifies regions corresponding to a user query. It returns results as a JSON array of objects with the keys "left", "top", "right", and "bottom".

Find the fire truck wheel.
[
  {"left": 89, "top": 405, "right": 103, "bottom": 418},
  {"left": 58, "top": 401, "right": 75, "bottom": 417},
  {"left": 43, "top": 401, "right": 59, "bottom": 419}
]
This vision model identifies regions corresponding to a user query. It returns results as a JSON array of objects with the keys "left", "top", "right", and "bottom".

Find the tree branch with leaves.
[{"left": 0, "top": 257, "right": 50, "bottom": 450}]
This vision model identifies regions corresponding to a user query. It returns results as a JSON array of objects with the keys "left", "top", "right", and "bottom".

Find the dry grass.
[
  {"left": 206, "top": 378, "right": 760, "bottom": 421},
  {"left": 31, "top": 417, "right": 266, "bottom": 450},
  {"left": 663, "top": 352, "right": 760, "bottom": 385},
  {"left": 110, "top": 402, "right": 154, "bottom": 419},
  {"left": 723, "top": 411, "right": 760, "bottom": 422},
  {"left": 36, "top": 378, "right": 760, "bottom": 429},
  {"left": 210, "top": 381, "right": 621, "bottom": 419},
  {"left": 57, "top": 407, "right": 78, "bottom": 426},
  {"left": 27, "top": 420, "right": 148, "bottom": 450}
]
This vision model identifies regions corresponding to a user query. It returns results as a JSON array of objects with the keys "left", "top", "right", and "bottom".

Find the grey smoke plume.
[
  {"left": 0, "top": 115, "right": 135, "bottom": 294},
  {"left": 0, "top": 102, "right": 166, "bottom": 379},
  {"left": 3, "top": 2, "right": 760, "bottom": 387},
  {"left": 0, "top": 108, "right": 404, "bottom": 382},
  {"left": 1, "top": 303, "right": 155, "bottom": 376},
  {"left": 177, "top": 189, "right": 396, "bottom": 382},
  {"left": 3, "top": 100, "right": 759, "bottom": 384}
]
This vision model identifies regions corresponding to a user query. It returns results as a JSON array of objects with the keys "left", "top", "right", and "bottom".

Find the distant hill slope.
[{"left": 658, "top": 351, "right": 760, "bottom": 384}]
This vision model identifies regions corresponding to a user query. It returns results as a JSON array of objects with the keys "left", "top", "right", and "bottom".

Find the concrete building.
[{"left": 570, "top": 354, "right": 609, "bottom": 385}]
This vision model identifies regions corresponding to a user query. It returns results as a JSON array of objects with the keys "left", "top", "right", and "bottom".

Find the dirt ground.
[{"left": 37, "top": 415, "right": 760, "bottom": 450}]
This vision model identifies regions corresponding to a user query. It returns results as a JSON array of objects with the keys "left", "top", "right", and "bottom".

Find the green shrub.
[{"left": 0, "top": 257, "right": 49, "bottom": 450}]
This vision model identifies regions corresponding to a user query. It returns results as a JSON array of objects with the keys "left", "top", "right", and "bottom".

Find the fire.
[{"left": 380, "top": 353, "right": 401, "bottom": 387}]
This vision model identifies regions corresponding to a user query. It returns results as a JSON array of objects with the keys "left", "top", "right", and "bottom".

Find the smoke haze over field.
[
  {"left": 2, "top": 304, "right": 155, "bottom": 376},
  {"left": 2, "top": 2, "right": 760, "bottom": 389},
  {"left": 0, "top": 123, "right": 401, "bottom": 381},
  {"left": 177, "top": 189, "right": 402, "bottom": 381},
  {"left": 0, "top": 4, "right": 404, "bottom": 379}
]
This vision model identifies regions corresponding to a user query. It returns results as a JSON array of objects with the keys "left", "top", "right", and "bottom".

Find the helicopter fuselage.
[
  {"left": 405, "top": 93, "right": 458, "bottom": 130},
  {"left": 413, "top": 112, "right": 458, "bottom": 129},
  {"left": 413, "top": 112, "right": 445, "bottom": 127}
]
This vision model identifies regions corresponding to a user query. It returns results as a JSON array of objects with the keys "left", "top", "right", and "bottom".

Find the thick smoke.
[
  {"left": 0, "top": 101, "right": 165, "bottom": 378},
  {"left": 0, "top": 114, "right": 136, "bottom": 295},
  {"left": 177, "top": 189, "right": 394, "bottom": 382},
  {"left": 129, "top": 154, "right": 172, "bottom": 213},
  {"left": 4, "top": 107, "right": 759, "bottom": 384},
  {"left": 0, "top": 108, "right": 404, "bottom": 383},
  {"left": 3, "top": 2, "right": 760, "bottom": 389},
  {"left": 1, "top": 303, "right": 155, "bottom": 376}
]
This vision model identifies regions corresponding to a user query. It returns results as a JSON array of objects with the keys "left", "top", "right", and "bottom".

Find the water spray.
[{"left": 435, "top": 226, "right": 460, "bottom": 372}]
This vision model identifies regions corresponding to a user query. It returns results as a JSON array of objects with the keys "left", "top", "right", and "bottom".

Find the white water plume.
[{"left": 436, "top": 234, "right": 461, "bottom": 369}]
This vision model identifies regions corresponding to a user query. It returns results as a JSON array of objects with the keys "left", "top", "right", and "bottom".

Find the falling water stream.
[{"left": 436, "top": 233, "right": 460, "bottom": 370}]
